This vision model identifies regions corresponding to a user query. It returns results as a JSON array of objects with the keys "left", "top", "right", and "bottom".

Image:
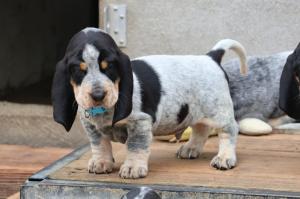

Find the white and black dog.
[{"left": 52, "top": 27, "right": 247, "bottom": 179}]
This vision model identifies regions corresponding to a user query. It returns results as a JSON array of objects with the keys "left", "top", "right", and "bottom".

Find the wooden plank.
[
  {"left": 49, "top": 134, "right": 300, "bottom": 193},
  {"left": 0, "top": 145, "right": 71, "bottom": 198},
  {"left": 7, "top": 192, "right": 19, "bottom": 199}
]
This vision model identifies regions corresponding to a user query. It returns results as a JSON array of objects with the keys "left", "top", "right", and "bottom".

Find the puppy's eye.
[
  {"left": 80, "top": 62, "right": 87, "bottom": 71},
  {"left": 100, "top": 60, "right": 108, "bottom": 70}
]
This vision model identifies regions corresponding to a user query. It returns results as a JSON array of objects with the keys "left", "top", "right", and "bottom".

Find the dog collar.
[{"left": 84, "top": 106, "right": 107, "bottom": 118}]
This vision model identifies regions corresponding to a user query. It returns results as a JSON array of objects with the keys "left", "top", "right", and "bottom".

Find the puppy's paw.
[
  {"left": 176, "top": 144, "right": 201, "bottom": 159},
  {"left": 88, "top": 157, "right": 114, "bottom": 174},
  {"left": 210, "top": 154, "right": 236, "bottom": 170},
  {"left": 119, "top": 162, "right": 148, "bottom": 179}
]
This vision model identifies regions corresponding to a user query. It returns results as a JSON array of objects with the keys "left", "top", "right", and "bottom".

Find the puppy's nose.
[{"left": 90, "top": 90, "right": 106, "bottom": 101}]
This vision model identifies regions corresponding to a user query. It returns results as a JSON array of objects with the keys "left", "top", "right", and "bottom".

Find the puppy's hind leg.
[
  {"left": 271, "top": 115, "right": 300, "bottom": 133},
  {"left": 177, "top": 123, "right": 211, "bottom": 159},
  {"left": 210, "top": 117, "right": 238, "bottom": 170},
  {"left": 268, "top": 115, "right": 296, "bottom": 127}
]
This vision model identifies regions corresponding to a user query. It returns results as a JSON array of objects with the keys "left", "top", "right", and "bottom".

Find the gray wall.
[{"left": 100, "top": 0, "right": 300, "bottom": 58}]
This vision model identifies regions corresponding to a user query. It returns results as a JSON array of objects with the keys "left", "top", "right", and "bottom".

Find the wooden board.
[
  {"left": 0, "top": 144, "right": 71, "bottom": 198},
  {"left": 49, "top": 134, "right": 300, "bottom": 193}
]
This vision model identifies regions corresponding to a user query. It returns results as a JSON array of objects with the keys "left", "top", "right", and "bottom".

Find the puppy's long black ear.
[
  {"left": 52, "top": 58, "right": 78, "bottom": 131},
  {"left": 279, "top": 43, "right": 300, "bottom": 119},
  {"left": 112, "top": 52, "right": 133, "bottom": 125}
]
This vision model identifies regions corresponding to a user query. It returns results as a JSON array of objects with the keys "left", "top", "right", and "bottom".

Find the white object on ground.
[{"left": 239, "top": 118, "right": 272, "bottom": 135}]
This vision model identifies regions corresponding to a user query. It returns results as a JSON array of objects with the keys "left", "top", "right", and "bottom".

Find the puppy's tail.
[{"left": 207, "top": 39, "right": 247, "bottom": 75}]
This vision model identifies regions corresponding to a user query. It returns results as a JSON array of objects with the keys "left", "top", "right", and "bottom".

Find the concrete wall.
[
  {"left": 100, "top": 0, "right": 300, "bottom": 58},
  {"left": 0, "top": 102, "right": 88, "bottom": 148}
]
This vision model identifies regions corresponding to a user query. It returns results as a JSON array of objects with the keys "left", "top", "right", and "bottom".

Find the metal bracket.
[{"left": 104, "top": 4, "right": 127, "bottom": 47}]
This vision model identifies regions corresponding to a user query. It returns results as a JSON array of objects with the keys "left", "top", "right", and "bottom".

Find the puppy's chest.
[
  {"left": 88, "top": 111, "right": 113, "bottom": 128},
  {"left": 87, "top": 112, "right": 128, "bottom": 144}
]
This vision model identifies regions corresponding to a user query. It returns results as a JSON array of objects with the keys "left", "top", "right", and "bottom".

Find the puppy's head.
[
  {"left": 52, "top": 28, "right": 133, "bottom": 131},
  {"left": 279, "top": 42, "right": 300, "bottom": 119}
]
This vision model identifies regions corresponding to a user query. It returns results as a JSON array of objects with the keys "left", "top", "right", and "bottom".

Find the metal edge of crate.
[
  {"left": 29, "top": 144, "right": 90, "bottom": 181},
  {"left": 20, "top": 144, "right": 300, "bottom": 198}
]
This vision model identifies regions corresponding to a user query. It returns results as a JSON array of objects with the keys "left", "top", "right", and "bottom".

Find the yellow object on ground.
[
  {"left": 155, "top": 127, "right": 192, "bottom": 143},
  {"left": 169, "top": 127, "right": 192, "bottom": 143},
  {"left": 156, "top": 127, "right": 219, "bottom": 143}
]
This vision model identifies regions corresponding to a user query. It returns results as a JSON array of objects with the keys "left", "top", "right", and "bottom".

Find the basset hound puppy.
[{"left": 52, "top": 27, "right": 247, "bottom": 179}]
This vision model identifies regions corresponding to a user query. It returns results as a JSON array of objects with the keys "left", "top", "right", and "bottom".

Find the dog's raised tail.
[{"left": 207, "top": 39, "right": 247, "bottom": 75}]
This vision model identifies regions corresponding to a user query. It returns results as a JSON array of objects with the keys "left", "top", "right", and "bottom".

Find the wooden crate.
[
  {"left": 21, "top": 134, "right": 300, "bottom": 198},
  {"left": 0, "top": 144, "right": 71, "bottom": 198}
]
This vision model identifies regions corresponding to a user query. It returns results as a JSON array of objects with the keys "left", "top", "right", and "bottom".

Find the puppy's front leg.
[
  {"left": 119, "top": 118, "right": 152, "bottom": 179},
  {"left": 81, "top": 120, "right": 114, "bottom": 174}
]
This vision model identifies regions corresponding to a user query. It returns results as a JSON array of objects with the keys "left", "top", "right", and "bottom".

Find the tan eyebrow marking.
[
  {"left": 80, "top": 62, "right": 87, "bottom": 71},
  {"left": 100, "top": 60, "right": 108, "bottom": 70}
]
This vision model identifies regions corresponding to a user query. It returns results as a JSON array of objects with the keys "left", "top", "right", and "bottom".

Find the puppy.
[
  {"left": 222, "top": 51, "right": 295, "bottom": 135},
  {"left": 158, "top": 51, "right": 296, "bottom": 138},
  {"left": 121, "top": 187, "right": 161, "bottom": 199},
  {"left": 52, "top": 27, "right": 247, "bottom": 179}
]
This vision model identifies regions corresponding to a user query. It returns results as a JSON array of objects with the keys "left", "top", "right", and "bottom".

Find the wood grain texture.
[
  {"left": 0, "top": 145, "right": 71, "bottom": 199},
  {"left": 50, "top": 134, "right": 300, "bottom": 193}
]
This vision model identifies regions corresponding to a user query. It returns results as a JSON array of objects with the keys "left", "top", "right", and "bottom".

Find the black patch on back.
[
  {"left": 207, "top": 49, "right": 229, "bottom": 82},
  {"left": 177, "top": 104, "right": 189, "bottom": 124},
  {"left": 207, "top": 49, "right": 225, "bottom": 64},
  {"left": 131, "top": 60, "right": 162, "bottom": 122}
]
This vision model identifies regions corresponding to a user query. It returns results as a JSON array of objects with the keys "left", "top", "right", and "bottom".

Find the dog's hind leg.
[
  {"left": 210, "top": 116, "right": 238, "bottom": 170},
  {"left": 270, "top": 115, "right": 300, "bottom": 133},
  {"left": 268, "top": 115, "right": 295, "bottom": 127},
  {"left": 275, "top": 123, "right": 300, "bottom": 133},
  {"left": 176, "top": 123, "right": 211, "bottom": 159}
]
